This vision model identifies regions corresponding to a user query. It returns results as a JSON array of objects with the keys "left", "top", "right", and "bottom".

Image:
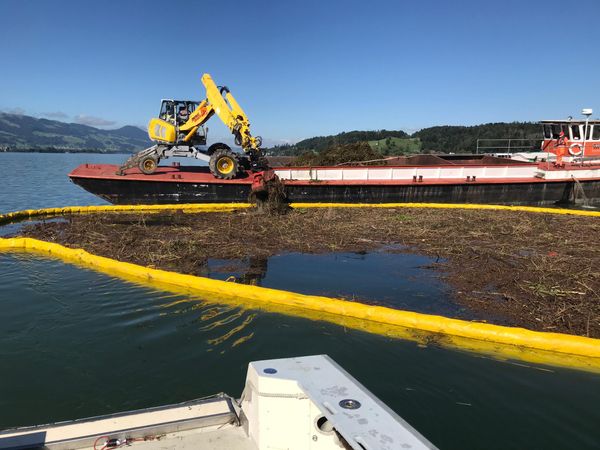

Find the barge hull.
[{"left": 71, "top": 176, "right": 600, "bottom": 206}]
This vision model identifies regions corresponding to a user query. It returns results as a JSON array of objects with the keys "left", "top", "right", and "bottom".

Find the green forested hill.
[
  {"left": 0, "top": 113, "right": 150, "bottom": 153},
  {"left": 268, "top": 122, "right": 542, "bottom": 156},
  {"left": 270, "top": 129, "right": 409, "bottom": 156},
  {"left": 369, "top": 137, "right": 421, "bottom": 155},
  {"left": 413, "top": 122, "right": 541, "bottom": 153}
]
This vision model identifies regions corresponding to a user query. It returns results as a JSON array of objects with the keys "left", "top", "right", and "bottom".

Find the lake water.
[{"left": 1, "top": 153, "right": 599, "bottom": 449}]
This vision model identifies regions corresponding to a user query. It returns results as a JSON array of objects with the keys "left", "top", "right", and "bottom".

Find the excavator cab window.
[
  {"left": 159, "top": 100, "right": 175, "bottom": 123},
  {"left": 177, "top": 103, "right": 189, "bottom": 124},
  {"left": 174, "top": 101, "right": 200, "bottom": 124}
]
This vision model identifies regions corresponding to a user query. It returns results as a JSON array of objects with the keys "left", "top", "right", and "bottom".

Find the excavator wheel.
[
  {"left": 209, "top": 147, "right": 240, "bottom": 179},
  {"left": 139, "top": 155, "right": 158, "bottom": 175}
]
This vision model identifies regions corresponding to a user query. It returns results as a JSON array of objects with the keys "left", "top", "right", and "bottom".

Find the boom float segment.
[
  {"left": 1, "top": 202, "right": 599, "bottom": 226},
  {"left": 1, "top": 203, "right": 599, "bottom": 372},
  {"left": 0, "top": 203, "right": 251, "bottom": 225},
  {"left": 292, "top": 202, "right": 600, "bottom": 217}
]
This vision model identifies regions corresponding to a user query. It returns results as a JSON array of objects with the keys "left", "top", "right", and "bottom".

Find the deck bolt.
[{"left": 339, "top": 399, "right": 361, "bottom": 409}]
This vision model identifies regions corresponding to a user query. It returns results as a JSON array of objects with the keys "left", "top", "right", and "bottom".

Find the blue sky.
[{"left": 1, "top": 0, "right": 599, "bottom": 145}]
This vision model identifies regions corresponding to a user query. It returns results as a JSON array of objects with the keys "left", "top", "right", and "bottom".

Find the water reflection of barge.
[{"left": 70, "top": 154, "right": 600, "bottom": 206}]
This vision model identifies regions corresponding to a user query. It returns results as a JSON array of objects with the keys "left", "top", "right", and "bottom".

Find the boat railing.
[{"left": 476, "top": 138, "right": 542, "bottom": 154}]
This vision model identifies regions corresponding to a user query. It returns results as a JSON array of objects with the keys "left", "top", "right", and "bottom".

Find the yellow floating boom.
[{"left": 1, "top": 203, "right": 599, "bottom": 372}]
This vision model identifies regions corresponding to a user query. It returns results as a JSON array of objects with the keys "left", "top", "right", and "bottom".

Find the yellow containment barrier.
[
  {"left": 295, "top": 202, "right": 600, "bottom": 217},
  {"left": 1, "top": 202, "right": 599, "bottom": 225},
  {"left": 0, "top": 203, "right": 251, "bottom": 225},
  {"left": 1, "top": 203, "right": 599, "bottom": 373}
]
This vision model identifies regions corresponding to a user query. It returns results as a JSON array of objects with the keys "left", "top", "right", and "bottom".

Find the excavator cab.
[
  {"left": 158, "top": 100, "right": 199, "bottom": 125},
  {"left": 148, "top": 99, "right": 207, "bottom": 148},
  {"left": 156, "top": 100, "right": 201, "bottom": 131}
]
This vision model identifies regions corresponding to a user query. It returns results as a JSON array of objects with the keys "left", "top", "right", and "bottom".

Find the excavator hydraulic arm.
[{"left": 179, "top": 74, "right": 262, "bottom": 152}]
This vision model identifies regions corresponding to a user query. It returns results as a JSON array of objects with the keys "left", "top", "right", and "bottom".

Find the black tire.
[
  {"left": 209, "top": 148, "right": 240, "bottom": 179},
  {"left": 138, "top": 155, "right": 158, "bottom": 175},
  {"left": 207, "top": 142, "right": 231, "bottom": 156}
]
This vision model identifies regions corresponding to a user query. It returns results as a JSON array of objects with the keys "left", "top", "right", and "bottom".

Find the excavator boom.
[{"left": 179, "top": 74, "right": 262, "bottom": 151}]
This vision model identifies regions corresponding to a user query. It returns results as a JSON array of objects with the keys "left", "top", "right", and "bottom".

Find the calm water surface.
[{"left": 1, "top": 153, "right": 599, "bottom": 449}]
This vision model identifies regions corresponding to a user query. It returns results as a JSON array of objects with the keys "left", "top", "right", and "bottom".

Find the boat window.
[
  {"left": 551, "top": 124, "right": 562, "bottom": 139},
  {"left": 543, "top": 124, "right": 553, "bottom": 139},
  {"left": 571, "top": 125, "right": 581, "bottom": 140},
  {"left": 593, "top": 125, "right": 600, "bottom": 140}
]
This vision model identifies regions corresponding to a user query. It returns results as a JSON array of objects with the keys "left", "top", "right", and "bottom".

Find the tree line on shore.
[{"left": 267, "top": 122, "right": 542, "bottom": 156}]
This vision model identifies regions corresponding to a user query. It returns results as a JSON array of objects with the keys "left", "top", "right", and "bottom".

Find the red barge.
[
  {"left": 69, "top": 154, "right": 600, "bottom": 206},
  {"left": 69, "top": 115, "right": 600, "bottom": 206}
]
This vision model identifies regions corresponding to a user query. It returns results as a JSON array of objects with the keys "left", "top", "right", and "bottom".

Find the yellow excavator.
[{"left": 117, "top": 73, "right": 266, "bottom": 179}]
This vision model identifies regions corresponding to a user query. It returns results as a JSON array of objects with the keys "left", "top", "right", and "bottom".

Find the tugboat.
[{"left": 539, "top": 109, "right": 600, "bottom": 161}]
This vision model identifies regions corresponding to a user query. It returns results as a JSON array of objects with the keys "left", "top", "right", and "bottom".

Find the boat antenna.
[{"left": 581, "top": 109, "right": 593, "bottom": 163}]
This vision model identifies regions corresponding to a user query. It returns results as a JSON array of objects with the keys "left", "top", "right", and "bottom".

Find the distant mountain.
[
  {"left": 267, "top": 122, "right": 543, "bottom": 156},
  {"left": 0, "top": 113, "right": 150, "bottom": 153}
]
